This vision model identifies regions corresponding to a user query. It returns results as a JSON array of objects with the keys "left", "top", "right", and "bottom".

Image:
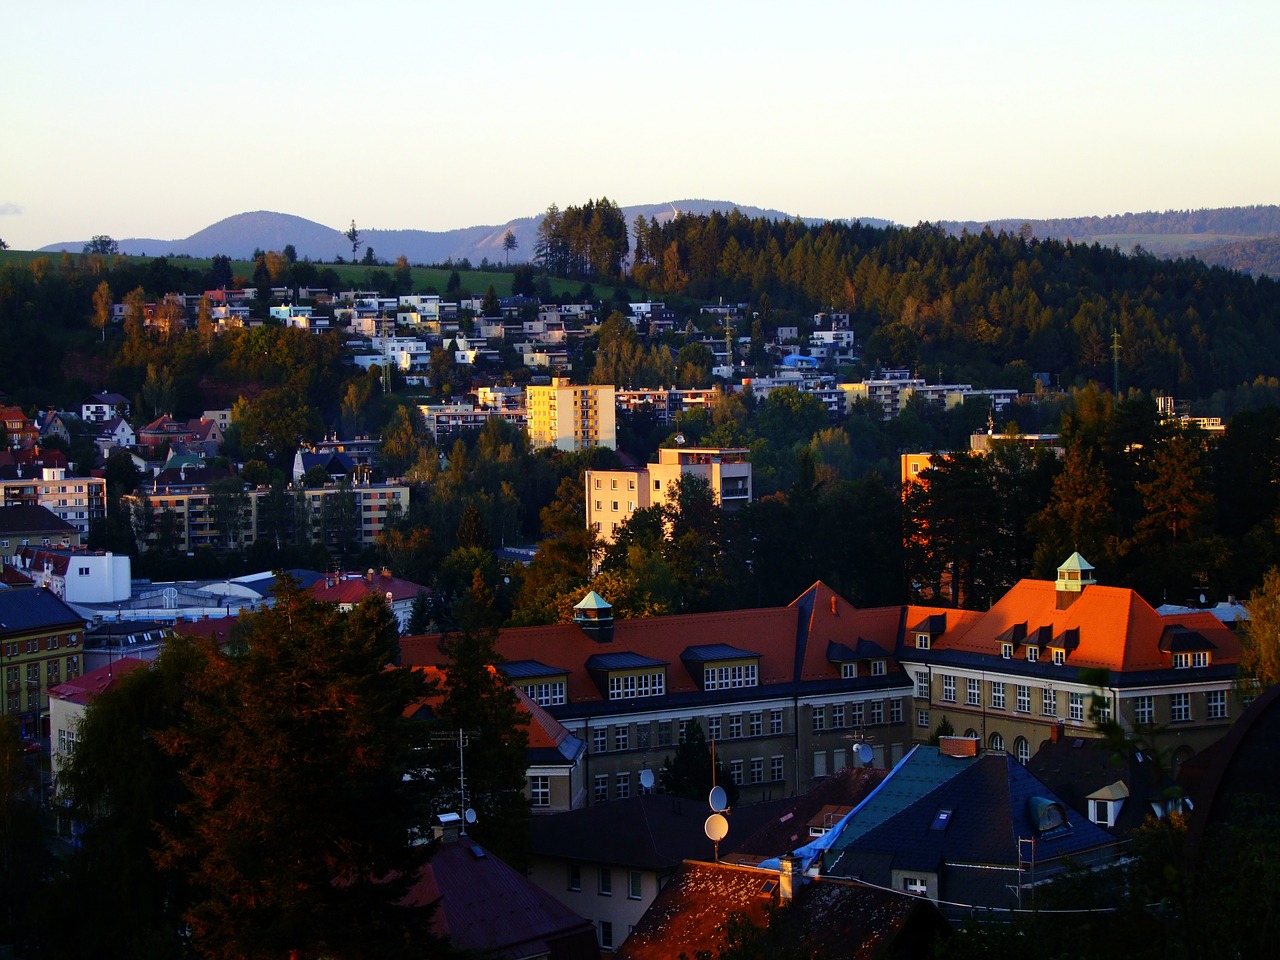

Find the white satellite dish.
[
  {"left": 709, "top": 785, "right": 728, "bottom": 812},
  {"left": 704, "top": 813, "right": 729, "bottom": 842},
  {"left": 639, "top": 769, "right": 655, "bottom": 790},
  {"left": 464, "top": 808, "right": 477, "bottom": 824},
  {"left": 857, "top": 743, "right": 874, "bottom": 764},
  {"left": 674, "top": 432, "right": 686, "bottom": 446}
]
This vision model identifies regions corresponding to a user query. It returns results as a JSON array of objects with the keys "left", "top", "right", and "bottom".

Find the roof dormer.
[{"left": 1056, "top": 553, "right": 1096, "bottom": 610}]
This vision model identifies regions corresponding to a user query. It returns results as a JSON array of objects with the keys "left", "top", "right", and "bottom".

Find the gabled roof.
[
  {"left": 617, "top": 860, "right": 948, "bottom": 960},
  {"left": 48, "top": 657, "right": 147, "bottom": 705},
  {"left": 404, "top": 839, "right": 597, "bottom": 958},
  {"left": 0, "top": 505, "right": 77, "bottom": 535},
  {"left": 312, "top": 571, "right": 428, "bottom": 605},
  {"left": 0, "top": 587, "right": 85, "bottom": 634},
  {"left": 515, "top": 686, "right": 585, "bottom": 766}
]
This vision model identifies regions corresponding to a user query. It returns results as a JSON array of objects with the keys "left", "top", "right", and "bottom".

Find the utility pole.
[{"left": 1111, "top": 328, "right": 1122, "bottom": 396}]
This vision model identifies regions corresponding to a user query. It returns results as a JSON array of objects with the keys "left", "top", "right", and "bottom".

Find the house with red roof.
[
  {"left": 0, "top": 406, "right": 39, "bottom": 450},
  {"left": 896, "top": 553, "right": 1241, "bottom": 769},
  {"left": 312, "top": 569, "right": 430, "bottom": 633},
  {"left": 48, "top": 657, "right": 148, "bottom": 791}
]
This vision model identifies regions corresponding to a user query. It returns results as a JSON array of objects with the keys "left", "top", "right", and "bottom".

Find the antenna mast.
[{"left": 1111, "top": 328, "right": 1122, "bottom": 396}]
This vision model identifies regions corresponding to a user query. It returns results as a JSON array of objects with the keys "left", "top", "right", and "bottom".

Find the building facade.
[
  {"left": 0, "top": 589, "right": 87, "bottom": 740},
  {"left": 526, "top": 379, "right": 616, "bottom": 451},
  {"left": 0, "top": 469, "right": 107, "bottom": 538}
]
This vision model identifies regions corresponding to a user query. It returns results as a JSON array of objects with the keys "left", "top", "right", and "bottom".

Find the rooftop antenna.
[
  {"left": 1111, "top": 328, "right": 1122, "bottom": 396},
  {"left": 705, "top": 739, "right": 730, "bottom": 861},
  {"left": 432, "top": 729, "right": 479, "bottom": 835}
]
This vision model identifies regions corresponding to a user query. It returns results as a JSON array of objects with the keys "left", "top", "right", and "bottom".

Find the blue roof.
[
  {"left": 585, "top": 652, "right": 668, "bottom": 671},
  {"left": 0, "top": 588, "right": 85, "bottom": 633},
  {"left": 680, "top": 644, "right": 760, "bottom": 662},
  {"left": 501, "top": 659, "right": 571, "bottom": 679}
]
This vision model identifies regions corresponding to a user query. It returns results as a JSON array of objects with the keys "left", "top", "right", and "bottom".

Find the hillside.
[{"left": 35, "top": 200, "right": 892, "bottom": 267}]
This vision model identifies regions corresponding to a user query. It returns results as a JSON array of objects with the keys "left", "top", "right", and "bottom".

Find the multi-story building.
[
  {"left": 401, "top": 583, "right": 917, "bottom": 808},
  {"left": 0, "top": 468, "right": 107, "bottom": 538},
  {"left": 0, "top": 506, "right": 79, "bottom": 559},
  {"left": 896, "top": 554, "right": 1241, "bottom": 767},
  {"left": 48, "top": 657, "right": 147, "bottom": 791},
  {"left": 614, "top": 388, "right": 720, "bottom": 425},
  {"left": 0, "top": 407, "right": 39, "bottom": 449},
  {"left": 526, "top": 378, "right": 616, "bottom": 451},
  {"left": 0, "top": 588, "right": 87, "bottom": 740},
  {"left": 8, "top": 547, "right": 131, "bottom": 606},
  {"left": 843, "top": 373, "right": 1019, "bottom": 419},
  {"left": 585, "top": 446, "right": 752, "bottom": 543}
]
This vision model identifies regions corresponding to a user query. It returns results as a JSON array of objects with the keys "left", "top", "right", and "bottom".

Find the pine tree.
[{"left": 659, "top": 718, "right": 738, "bottom": 807}]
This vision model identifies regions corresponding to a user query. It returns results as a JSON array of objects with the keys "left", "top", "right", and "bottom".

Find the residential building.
[
  {"left": 821, "top": 742, "right": 1120, "bottom": 909},
  {"left": 418, "top": 403, "right": 526, "bottom": 442},
  {"left": 0, "top": 407, "right": 38, "bottom": 449},
  {"left": 0, "top": 506, "right": 79, "bottom": 559},
  {"left": 401, "top": 582, "right": 918, "bottom": 805},
  {"left": 617, "top": 858, "right": 948, "bottom": 960},
  {"left": 93, "top": 417, "right": 136, "bottom": 457},
  {"left": 0, "top": 468, "right": 107, "bottom": 538},
  {"left": 614, "top": 388, "right": 720, "bottom": 425},
  {"left": 896, "top": 554, "right": 1241, "bottom": 766},
  {"left": 526, "top": 379, "right": 616, "bottom": 451},
  {"left": 0, "top": 588, "right": 87, "bottom": 740},
  {"left": 310, "top": 569, "right": 429, "bottom": 633},
  {"left": 843, "top": 374, "right": 1018, "bottom": 419},
  {"left": 9, "top": 547, "right": 130, "bottom": 605},
  {"left": 586, "top": 446, "right": 752, "bottom": 543},
  {"left": 81, "top": 392, "right": 131, "bottom": 424},
  {"left": 48, "top": 657, "right": 147, "bottom": 791}
]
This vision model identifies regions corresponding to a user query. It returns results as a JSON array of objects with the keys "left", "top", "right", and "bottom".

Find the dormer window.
[
  {"left": 1000, "top": 643, "right": 1013, "bottom": 659},
  {"left": 915, "top": 633, "right": 931, "bottom": 650},
  {"left": 871, "top": 659, "right": 887, "bottom": 676},
  {"left": 1193, "top": 651, "right": 1209, "bottom": 667},
  {"left": 1052, "top": 649, "right": 1065, "bottom": 666},
  {"left": 1026, "top": 646, "right": 1039, "bottom": 663},
  {"left": 842, "top": 662, "right": 858, "bottom": 679},
  {"left": 1173, "top": 653, "right": 1190, "bottom": 669}
]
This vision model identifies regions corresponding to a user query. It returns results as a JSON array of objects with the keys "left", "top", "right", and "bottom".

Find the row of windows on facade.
[
  {"left": 1, "top": 536, "right": 74, "bottom": 549},
  {"left": 917, "top": 632, "right": 1213, "bottom": 670},
  {"left": 521, "top": 661, "right": 887, "bottom": 708},
  {"left": 533, "top": 754, "right": 792, "bottom": 810},
  {"left": 4, "top": 635, "right": 80, "bottom": 656},
  {"left": 5, "top": 657, "right": 80, "bottom": 685},
  {"left": 921, "top": 673, "right": 1227, "bottom": 723}
]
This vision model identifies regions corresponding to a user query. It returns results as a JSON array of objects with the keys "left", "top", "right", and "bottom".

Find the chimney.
[
  {"left": 366, "top": 568, "right": 375, "bottom": 581},
  {"left": 1050, "top": 720, "right": 1065, "bottom": 742},
  {"left": 939, "top": 736, "right": 978, "bottom": 758},
  {"left": 779, "top": 854, "right": 803, "bottom": 902},
  {"left": 1055, "top": 553, "right": 1096, "bottom": 610}
]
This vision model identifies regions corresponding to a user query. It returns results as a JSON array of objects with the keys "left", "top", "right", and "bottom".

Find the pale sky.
[{"left": 3, "top": 0, "right": 1278, "bottom": 250}]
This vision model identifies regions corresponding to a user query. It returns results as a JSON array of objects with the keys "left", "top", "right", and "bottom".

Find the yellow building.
[
  {"left": 526, "top": 378, "right": 616, "bottom": 452},
  {"left": 0, "top": 588, "right": 87, "bottom": 741},
  {"left": 586, "top": 446, "right": 752, "bottom": 542}
]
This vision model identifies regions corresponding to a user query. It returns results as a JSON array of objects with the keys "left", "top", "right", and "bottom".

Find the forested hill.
[{"left": 620, "top": 210, "right": 1280, "bottom": 398}]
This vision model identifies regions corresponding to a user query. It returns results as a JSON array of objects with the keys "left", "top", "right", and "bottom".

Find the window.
[
  {"left": 771, "top": 755, "right": 784, "bottom": 782},
  {"left": 522, "top": 680, "right": 566, "bottom": 706},
  {"left": 707, "top": 716, "right": 721, "bottom": 740},
  {"left": 637, "top": 724, "right": 650, "bottom": 749},
  {"left": 594, "top": 774, "right": 609, "bottom": 804},
  {"left": 832, "top": 703, "right": 846, "bottom": 728},
  {"left": 770, "top": 710, "right": 783, "bottom": 735},
  {"left": 1170, "top": 692, "right": 1191, "bottom": 723},
  {"left": 915, "top": 671, "right": 930, "bottom": 698},
  {"left": 813, "top": 750, "right": 828, "bottom": 777},
  {"left": 890, "top": 699, "right": 903, "bottom": 723},
  {"left": 870, "top": 700, "right": 884, "bottom": 725},
  {"left": 841, "top": 662, "right": 858, "bottom": 679},
  {"left": 599, "top": 920, "right": 613, "bottom": 949},
  {"left": 1053, "top": 649, "right": 1065, "bottom": 666},
  {"left": 614, "top": 726, "right": 629, "bottom": 751},
  {"left": 750, "top": 757, "right": 764, "bottom": 783},
  {"left": 611, "top": 478, "right": 617, "bottom": 489},
  {"left": 990, "top": 682, "right": 1006, "bottom": 710},
  {"left": 594, "top": 499, "right": 602, "bottom": 511},
  {"left": 593, "top": 728, "right": 607, "bottom": 753},
  {"left": 530, "top": 775, "right": 550, "bottom": 807},
  {"left": 990, "top": 732, "right": 1005, "bottom": 752},
  {"left": 658, "top": 721, "right": 672, "bottom": 747},
  {"left": 915, "top": 633, "right": 931, "bottom": 650},
  {"left": 1069, "top": 692, "right": 1085, "bottom": 722},
  {"left": 812, "top": 706, "right": 827, "bottom": 732},
  {"left": 654, "top": 480, "right": 660, "bottom": 490},
  {"left": 1015, "top": 737, "right": 1030, "bottom": 765},
  {"left": 679, "top": 719, "right": 690, "bottom": 743},
  {"left": 1207, "top": 690, "right": 1228, "bottom": 719},
  {"left": 850, "top": 701, "right": 864, "bottom": 726},
  {"left": 749, "top": 711, "right": 763, "bottom": 737},
  {"left": 1095, "top": 694, "right": 1112, "bottom": 723},
  {"left": 628, "top": 870, "right": 642, "bottom": 899},
  {"left": 1016, "top": 684, "right": 1031, "bottom": 713},
  {"left": 728, "top": 714, "right": 742, "bottom": 739},
  {"left": 871, "top": 660, "right": 887, "bottom": 676},
  {"left": 628, "top": 479, "right": 635, "bottom": 490},
  {"left": 568, "top": 863, "right": 581, "bottom": 891},
  {"left": 1172, "top": 653, "right": 1190, "bottom": 669},
  {"left": 594, "top": 478, "right": 601, "bottom": 489},
  {"left": 1134, "top": 695, "right": 1155, "bottom": 726},
  {"left": 1026, "top": 646, "right": 1039, "bottom": 663},
  {"left": 608, "top": 670, "right": 665, "bottom": 699},
  {"left": 704, "top": 663, "right": 758, "bottom": 690},
  {"left": 1001, "top": 642, "right": 1013, "bottom": 659},
  {"left": 903, "top": 876, "right": 928, "bottom": 896},
  {"left": 730, "top": 759, "right": 743, "bottom": 785},
  {"left": 611, "top": 501, "right": 618, "bottom": 512},
  {"left": 615, "top": 772, "right": 630, "bottom": 799},
  {"left": 942, "top": 675, "right": 956, "bottom": 702},
  {"left": 1089, "top": 799, "right": 1115, "bottom": 828},
  {"left": 599, "top": 868, "right": 613, "bottom": 896},
  {"left": 966, "top": 678, "right": 981, "bottom": 706},
  {"left": 1193, "top": 651, "right": 1209, "bottom": 667},
  {"left": 1041, "top": 688, "right": 1056, "bottom": 717},
  {"left": 918, "top": 709, "right": 930, "bottom": 728}
]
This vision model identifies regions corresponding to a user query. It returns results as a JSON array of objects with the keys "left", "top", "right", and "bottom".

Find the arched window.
[
  {"left": 964, "top": 728, "right": 979, "bottom": 739},
  {"left": 1015, "top": 737, "right": 1030, "bottom": 764},
  {"left": 989, "top": 732, "right": 1005, "bottom": 752}
]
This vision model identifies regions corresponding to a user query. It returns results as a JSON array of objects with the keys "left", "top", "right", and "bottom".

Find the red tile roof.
[
  {"left": 48, "top": 657, "right": 147, "bottom": 705},
  {"left": 312, "top": 571, "right": 428, "bottom": 605}
]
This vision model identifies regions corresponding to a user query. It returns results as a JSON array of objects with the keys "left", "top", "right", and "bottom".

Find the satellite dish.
[
  {"left": 704, "top": 813, "right": 729, "bottom": 842},
  {"left": 1200, "top": 593, "right": 1206, "bottom": 604},
  {"left": 674, "top": 432, "right": 686, "bottom": 446},
  {"left": 858, "top": 743, "right": 874, "bottom": 764},
  {"left": 639, "top": 769, "right": 655, "bottom": 790},
  {"left": 709, "top": 785, "right": 728, "bottom": 812},
  {"left": 464, "top": 808, "right": 477, "bottom": 824}
]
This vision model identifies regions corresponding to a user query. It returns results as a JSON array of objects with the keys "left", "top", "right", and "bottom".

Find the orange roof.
[{"left": 936, "top": 580, "right": 1240, "bottom": 671}]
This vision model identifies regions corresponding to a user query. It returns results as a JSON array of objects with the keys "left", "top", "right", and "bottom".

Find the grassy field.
[{"left": 0, "top": 249, "right": 616, "bottom": 300}]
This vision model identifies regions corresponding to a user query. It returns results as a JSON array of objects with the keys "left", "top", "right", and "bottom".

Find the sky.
[{"left": 4, "top": 1, "right": 1279, "bottom": 250}]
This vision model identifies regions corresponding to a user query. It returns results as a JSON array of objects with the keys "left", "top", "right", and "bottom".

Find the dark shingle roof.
[
  {"left": 0, "top": 505, "right": 77, "bottom": 535},
  {"left": 0, "top": 588, "right": 86, "bottom": 633}
]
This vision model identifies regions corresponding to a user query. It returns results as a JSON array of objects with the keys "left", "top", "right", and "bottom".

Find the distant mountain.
[{"left": 37, "top": 200, "right": 894, "bottom": 267}]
